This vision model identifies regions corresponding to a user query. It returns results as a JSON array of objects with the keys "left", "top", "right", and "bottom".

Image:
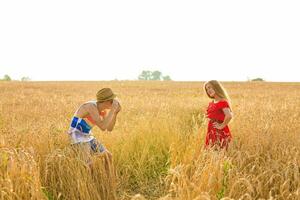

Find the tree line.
[
  {"left": 1, "top": 73, "right": 264, "bottom": 82},
  {"left": 138, "top": 70, "right": 171, "bottom": 81},
  {"left": 0, "top": 74, "right": 31, "bottom": 81}
]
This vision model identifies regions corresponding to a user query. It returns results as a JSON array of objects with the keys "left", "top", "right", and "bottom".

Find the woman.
[{"left": 204, "top": 80, "right": 233, "bottom": 150}]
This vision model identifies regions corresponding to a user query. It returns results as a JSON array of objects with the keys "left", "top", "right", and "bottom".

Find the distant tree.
[
  {"left": 151, "top": 70, "right": 162, "bottom": 80},
  {"left": 21, "top": 76, "right": 31, "bottom": 81},
  {"left": 163, "top": 75, "right": 172, "bottom": 81},
  {"left": 138, "top": 70, "right": 172, "bottom": 81},
  {"left": 251, "top": 78, "right": 264, "bottom": 82},
  {"left": 138, "top": 70, "right": 152, "bottom": 80},
  {"left": 3, "top": 74, "right": 11, "bottom": 81}
]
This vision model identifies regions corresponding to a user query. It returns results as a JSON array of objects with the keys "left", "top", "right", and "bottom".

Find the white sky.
[{"left": 0, "top": 0, "right": 299, "bottom": 82}]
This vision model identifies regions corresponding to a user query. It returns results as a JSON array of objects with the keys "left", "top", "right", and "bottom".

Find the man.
[
  {"left": 67, "top": 88, "right": 121, "bottom": 199},
  {"left": 68, "top": 88, "right": 121, "bottom": 153}
]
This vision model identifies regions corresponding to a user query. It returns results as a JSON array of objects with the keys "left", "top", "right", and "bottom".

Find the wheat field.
[{"left": 0, "top": 81, "right": 299, "bottom": 200}]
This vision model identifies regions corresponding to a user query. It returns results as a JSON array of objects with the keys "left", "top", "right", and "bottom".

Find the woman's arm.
[{"left": 213, "top": 108, "right": 233, "bottom": 130}]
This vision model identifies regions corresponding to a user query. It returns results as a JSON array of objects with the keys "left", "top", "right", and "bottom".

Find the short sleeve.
[{"left": 218, "top": 100, "right": 231, "bottom": 110}]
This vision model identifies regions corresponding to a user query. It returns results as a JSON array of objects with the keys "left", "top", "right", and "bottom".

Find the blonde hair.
[{"left": 204, "top": 80, "right": 231, "bottom": 102}]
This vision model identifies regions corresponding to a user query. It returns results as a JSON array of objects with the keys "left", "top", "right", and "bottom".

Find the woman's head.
[{"left": 204, "top": 80, "right": 230, "bottom": 101}]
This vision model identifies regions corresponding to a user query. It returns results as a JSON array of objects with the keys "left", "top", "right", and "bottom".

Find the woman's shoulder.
[
  {"left": 216, "top": 99, "right": 230, "bottom": 108},
  {"left": 218, "top": 99, "right": 229, "bottom": 103}
]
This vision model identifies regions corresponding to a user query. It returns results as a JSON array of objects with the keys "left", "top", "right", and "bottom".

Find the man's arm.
[
  {"left": 106, "top": 100, "right": 121, "bottom": 131},
  {"left": 87, "top": 103, "right": 118, "bottom": 131},
  {"left": 106, "top": 113, "right": 117, "bottom": 132}
]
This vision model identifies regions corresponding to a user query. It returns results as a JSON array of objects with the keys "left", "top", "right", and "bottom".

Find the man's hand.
[
  {"left": 112, "top": 99, "right": 121, "bottom": 113},
  {"left": 111, "top": 100, "right": 119, "bottom": 111},
  {"left": 115, "top": 103, "right": 121, "bottom": 113}
]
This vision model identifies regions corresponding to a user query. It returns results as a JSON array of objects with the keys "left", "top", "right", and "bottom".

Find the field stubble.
[{"left": 0, "top": 81, "right": 299, "bottom": 200}]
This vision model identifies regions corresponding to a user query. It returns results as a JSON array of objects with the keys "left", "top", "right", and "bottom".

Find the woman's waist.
[{"left": 208, "top": 118, "right": 223, "bottom": 123}]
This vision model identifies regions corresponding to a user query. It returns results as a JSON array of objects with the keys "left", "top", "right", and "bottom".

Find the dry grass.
[{"left": 0, "top": 81, "right": 299, "bottom": 200}]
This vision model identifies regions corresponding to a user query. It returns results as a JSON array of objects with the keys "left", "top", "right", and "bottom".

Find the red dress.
[{"left": 205, "top": 100, "right": 232, "bottom": 149}]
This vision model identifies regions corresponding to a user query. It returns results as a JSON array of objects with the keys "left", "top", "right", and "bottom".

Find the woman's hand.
[{"left": 213, "top": 122, "right": 225, "bottom": 130}]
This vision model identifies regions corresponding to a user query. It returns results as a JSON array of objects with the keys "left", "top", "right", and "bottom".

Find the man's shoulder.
[{"left": 82, "top": 100, "right": 97, "bottom": 107}]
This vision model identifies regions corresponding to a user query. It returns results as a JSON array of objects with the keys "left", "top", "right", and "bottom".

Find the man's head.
[{"left": 96, "top": 88, "right": 116, "bottom": 108}]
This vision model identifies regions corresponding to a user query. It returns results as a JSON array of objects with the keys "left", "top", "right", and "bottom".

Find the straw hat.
[{"left": 96, "top": 88, "right": 116, "bottom": 102}]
